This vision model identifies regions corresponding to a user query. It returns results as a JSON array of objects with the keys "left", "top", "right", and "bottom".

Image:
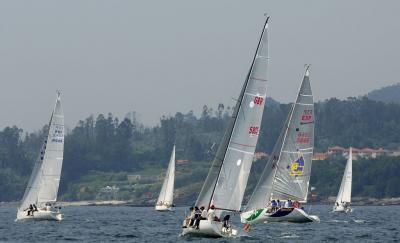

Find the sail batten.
[
  {"left": 195, "top": 18, "right": 270, "bottom": 215},
  {"left": 246, "top": 66, "right": 314, "bottom": 211}
]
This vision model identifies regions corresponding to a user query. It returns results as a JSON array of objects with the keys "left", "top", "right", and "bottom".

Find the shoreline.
[{"left": 2, "top": 197, "right": 400, "bottom": 208}]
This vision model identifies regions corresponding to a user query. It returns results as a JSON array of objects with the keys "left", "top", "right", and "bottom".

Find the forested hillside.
[
  {"left": 368, "top": 83, "right": 400, "bottom": 104},
  {"left": 1, "top": 96, "right": 400, "bottom": 203}
]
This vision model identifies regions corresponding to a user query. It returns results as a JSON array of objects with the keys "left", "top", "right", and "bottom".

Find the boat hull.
[
  {"left": 181, "top": 220, "right": 238, "bottom": 238},
  {"left": 155, "top": 205, "right": 173, "bottom": 211},
  {"left": 16, "top": 209, "right": 63, "bottom": 221},
  {"left": 333, "top": 204, "right": 352, "bottom": 213},
  {"left": 241, "top": 207, "right": 319, "bottom": 224}
]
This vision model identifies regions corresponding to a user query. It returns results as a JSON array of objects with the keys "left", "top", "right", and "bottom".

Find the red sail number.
[
  {"left": 254, "top": 96, "right": 264, "bottom": 105},
  {"left": 297, "top": 132, "right": 311, "bottom": 144},
  {"left": 249, "top": 126, "right": 259, "bottom": 135},
  {"left": 301, "top": 109, "right": 313, "bottom": 121}
]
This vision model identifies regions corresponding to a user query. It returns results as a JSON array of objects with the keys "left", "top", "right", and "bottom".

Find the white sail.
[
  {"left": 19, "top": 93, "right": 64, "bottom": 210},
  {"left": 336, "top": 147, "right": 352, "bottom": 204},
  {"left": 196, "top": 17, "right": 269, "bottom": 216},
  {"left": 246, "top": 66, "right": 314, "bottom": 211},
  {"left": 157, "top": 146, "right": 175, "bottom": 206}
]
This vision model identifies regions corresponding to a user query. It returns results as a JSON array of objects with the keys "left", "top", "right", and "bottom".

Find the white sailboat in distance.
[
  {"left": 16, "top": 92, "right": 64, "bottom": 221},
  {"left": 333, "top": 147, "right": 353, "bottom": 213},
  {"left": 155, "top": 145, "right": 175, "bottom": 211},
  {"left": 241, "top": 66, "right": 320, "bottom": 226},
  {"left": 181, "top": 16, "right": 270, "bottom": 238}
]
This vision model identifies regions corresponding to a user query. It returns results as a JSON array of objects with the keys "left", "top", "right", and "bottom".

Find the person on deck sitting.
[
  {"left": 183, "top": 207, "right": 194, "bottom": 228},
  {"left": 192, "top": 207, "right": 201, "bottom": 229},
  {"left": 222, "top": 215, "right": 230, "bottom": 229},
  {"left": 207, "top": 205, "right": 219, "bottom": 221},
  {"left": 33, "top": 204, "right": 38, "bottom": 212},
  {"left": 27, "top": 204, "right": 34, "bottom": 216},
  {"left": 271, "top": 200, "right": 278, "bottom": 210},
  {"left": 266, "top": 200, "right": 278, "bottom": 213},
  {"left": 277, "top": 199, "right": 281, "bottom": 208},
  {"left": 194, "top": 206, "right": 207, "bottom": 229},
  {"left": 187, "top": 207, "right": 196, "bottom": 227}
]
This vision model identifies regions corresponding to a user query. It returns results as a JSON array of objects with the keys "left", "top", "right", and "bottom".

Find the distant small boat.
[
  {"left": 16, "top": 92, "right": 64, "bottom": 221},
  {"left": 241, "top": 66, "right": 320, "bottom": 225},
  {"left": 181, "top": 16, "right": 270, "bottom": 238},
  {"left": 155, "top": 146, "right": 175, "bottom": 211},
  {"left": 333, "top": 147, "right": 353, "bottom": 213}
]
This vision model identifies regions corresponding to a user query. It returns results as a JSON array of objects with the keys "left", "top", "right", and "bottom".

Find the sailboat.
[
  {"left": 155, "top": 145, "right": 175, "bottom": 211},
  {"left": 181, "top": 16, "right": 270, "bottom": 238},
  {"left": 333, "top": 147, "right": 352, "bottom": 213},
  {"left": 16, "top": 92, "right": 64, "bottom": 221},
  {"left": 241, "top": 66, "right": 320, "bottom": 225}
]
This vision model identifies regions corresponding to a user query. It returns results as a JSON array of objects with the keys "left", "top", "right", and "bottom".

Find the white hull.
[
  {"left": 155, "top": 205, "right": 172, "bottom": 211},
  {"left": 182, "top": 220, "right": 238, "bottom": 238},
  {"left": 333, "top": 204, "right": 352, "bottom": 213},
  {"left": 16, "top": 209, "right": 63, "bottom": 221},
  {"left": 241, "top": 207, "right": 319, "bottom": 224}
]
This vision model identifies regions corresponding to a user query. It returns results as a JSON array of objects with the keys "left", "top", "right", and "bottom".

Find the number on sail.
[
  {"left": 249, "top": 126, "right": 259, "bottom": 135},
  {"left": 301, "top": 110, "right": 313, "bottom": 121},
  {"left": 253, "top": 96, "right": 264, "bottom": 105},
  {"left": 296, "top": 132, "right": 311, "bottom": 144}
]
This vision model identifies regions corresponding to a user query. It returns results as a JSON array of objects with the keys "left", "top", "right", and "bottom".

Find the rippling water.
[{"left": 0, "top": 204, "right": 399, "bottom": 242}]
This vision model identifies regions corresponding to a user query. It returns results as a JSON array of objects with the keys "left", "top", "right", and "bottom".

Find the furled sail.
[
  {"left": 336, "top": 148, "right": 352, "bottom": 204},
  {"left": 246, "top": 66, "right": 314, "bottom": 211},
  {"left": 195, "top": 17, "right": 269, "bottom": 216},
  {"left": 19, "top": 93, "right": 64, "bottom": 210},
  {"left": 157, "top": 146, "right": 175, "bottom": 206}
]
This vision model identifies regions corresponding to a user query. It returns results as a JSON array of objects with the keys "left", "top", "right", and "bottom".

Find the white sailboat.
[
  {"left": 155, "top": 145, "right": 175, "bottom": 211},
  {"left": 16, "top": 92, "right": 64, "bottom": 221},
  {"left": 333, "top": 147, "right": 352, "bottom": 213},
  {"left": 182, "top": 16, "right": 270, "bottom": 238},
  {"left": 241, "top": 66, "right": 320, "bottom": 225}
]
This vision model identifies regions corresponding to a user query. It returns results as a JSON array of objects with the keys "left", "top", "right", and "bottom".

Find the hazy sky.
[{"left": 1, "top": 0, "right": 399, "bottom": 131}]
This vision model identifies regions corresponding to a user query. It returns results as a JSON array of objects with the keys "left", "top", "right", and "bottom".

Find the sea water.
[{"left": 0, "top": 205, "right": 398, "bottom": 242}]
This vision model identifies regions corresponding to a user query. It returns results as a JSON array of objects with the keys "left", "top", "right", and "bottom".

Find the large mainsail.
[
  {"left": 246, "top": 66, "right": 314, "bottom": 211},
  {"left": 195, "top": 17, "right": 269, "bottom": 216},
  {"left": 19, "top": 93, "right": 64, "bottom": 210},
  {"left": 157, "top": 146, "right": 175, "bottom": 205},
  {"left": 336, "top": 148, "right": 352, "bottom": 204}
]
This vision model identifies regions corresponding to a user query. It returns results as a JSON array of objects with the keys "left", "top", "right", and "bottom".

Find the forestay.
[
  {"left": 19, "top": 93, "right": 64, "bottom": 210},
  {"left": 246, "top": 67, "right": 314, "bottom": 211},
  {"left": 336, "top": 148, "right": 352, "bottom": 204},
  {"left": 157, "top": 146, "right": 175, "bottom": 205},
  {"left": 196, "top": 17, "right": 270, "bottom": 216}
]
